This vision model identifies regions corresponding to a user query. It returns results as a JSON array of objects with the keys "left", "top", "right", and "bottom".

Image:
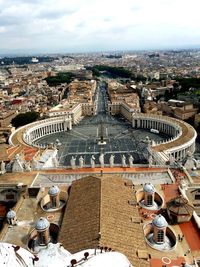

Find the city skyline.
[{"left": 0, "top": 0, "right": 200, "bottom": 54}]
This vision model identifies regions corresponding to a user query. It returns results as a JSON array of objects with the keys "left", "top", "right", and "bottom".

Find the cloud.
[{"left": 0, "top": 0, "right": 200, "bottom": 53}]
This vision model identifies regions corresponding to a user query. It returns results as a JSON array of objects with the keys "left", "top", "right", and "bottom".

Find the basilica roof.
[{"left": 0, "top": 242, "right": 34, "bottom": 267}]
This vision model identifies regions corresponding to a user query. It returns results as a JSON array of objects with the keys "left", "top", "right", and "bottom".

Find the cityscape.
[{"left": 0, "top": 1, "right": 200, "bottom": 267}]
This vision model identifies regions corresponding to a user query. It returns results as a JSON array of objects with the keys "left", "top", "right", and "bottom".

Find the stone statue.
[
  {"left": 24, "top": 162, "right": 31, "bottom": 172},
  {"left": 99, "top": 153, "right": 104, "bottom": 168},
  {"left": 31, "top": 158, "right": 38, "bottom": 171},
  {"left": 12, "top": 154, "right": 24, "bottom": 173},
  {"left": 70, "top": 156, "right": 76, "bottom": 169},
  {"left": 149, "top": 155, "right": 153, "bottom": 166},
  {"left": 180, "top": 179, "right": 188, "bottom": 190},
  {"left": 129, "top": 155, "right": 134, "bottom": 167},
  {"left": 145, "top": 136, "right": 152, "bottom": 147},
  {"left": 55, "top": 139, "right": 61, "bottom": 146},
  {"left": 15, "top": 154, "right": 19, "bottom": 160},
  {"left": 79, "top": 156, "right": 84, "bottom": 168},
  {"left": 169, "top": 154, "right": 175, "bottom": 165},
  {"left": 183, "top": 152, "right": 196, "bottom": 170},
  {"left": 122, "top": 155, "right": 127, "bottom": 167},
  {"left": 109, "top": 154, "right": 115, "bottom": 168},
  {"left": 186, "top": 151, "right": 192, "bottom": 158},
  {"left": 91, "top": 155, "right": 95, "bottom": 168},
  {"left": 52, "top": 156, "right": 58, "bottom": 168},
  {"left": 0, "top": 161, "right": 6, "bottom": 174}
]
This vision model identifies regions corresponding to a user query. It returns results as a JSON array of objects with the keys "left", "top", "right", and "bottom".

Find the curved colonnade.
[
  {"left": 132, "top": 114, "right": 197, "bottom": 161},
  {"left": 9, "top": 113, "right": 197, "bottom": 163},
  {"left": 9, "top": 116, "right": 72, "bottom": 148}
]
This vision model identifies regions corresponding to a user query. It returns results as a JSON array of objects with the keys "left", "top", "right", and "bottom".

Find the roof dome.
[
  {"left": 35, "top": 217, "right": 50, "bottom": 231},
  {"left": 6, "top": 210, "right": 16, "bottom": 219},
  {"left": 79, "top": 251, "right": 132, "bottom": 267},
  {"left": 0, "top": 242, "right": 34, "bottom": 267},
  {"left": 48, "top": 185, "right": 60, "bottom": 196},
  {"left": 152, "top": 214, "right": 168, "bottom": 228},
  {"left": 36, "top": 243, "right": 71, "bottom": 267},
  {"left": 35, "top": 248, "right": 132, "bottom": 267},
  {"left": 143, "top": 183, "right": 155, "bottom": 193}
]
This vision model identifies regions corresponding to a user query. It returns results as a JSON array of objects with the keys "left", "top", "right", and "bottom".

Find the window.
[
  {"left": 147, "top": 195, "right": 153, "bottom": 206},
  {"left": 52, "top": 197, "right": 57, "bottom": 208},
  {"left": 39, "top": 232, "right": 46, "bottom": 244},
  {"left": 6, "top": 194, "right": 15, "bottom": 200},
  {"left": 157, "top": 230, "right": 164, "bottom": 243},
  {"left": 195, "top": 194, "right": 200, "bottom": 200}
]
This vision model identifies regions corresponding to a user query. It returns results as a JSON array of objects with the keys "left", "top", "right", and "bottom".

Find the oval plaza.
[{"left": 9, "top": 105, "right": 196, "bottom": 168}]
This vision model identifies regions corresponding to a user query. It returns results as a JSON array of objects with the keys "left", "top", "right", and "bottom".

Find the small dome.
[
  {"left": 143, "top": 183, "right": 155, "bottom": 193},
  {"left": 6, "top": 210, "right": 16, "bottom": 219},
  {"left": 152, "top": 214, "right": 168, "bottom": 228},
  {"left": 48, "top": 185, "right": 60, "bottom": 196},
  {"left": 35, "top": 217, "right": 50, "bottom": 231}
]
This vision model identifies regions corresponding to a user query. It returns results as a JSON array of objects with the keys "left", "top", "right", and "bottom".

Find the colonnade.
[
  {"left": 9, "top": 112, "right": 197, "bottom": 166},
  {"left": 22, "top": 117, "right": 72, "bottom": 146},
  {"left": 132, "top": 114, "right": 197, "bottom": 161},
  {"left": 132, "top": 117, "right": 181, "bottom": 137},
  {"left": 166, "top": 141, "right": 196, "bottom": 161}
]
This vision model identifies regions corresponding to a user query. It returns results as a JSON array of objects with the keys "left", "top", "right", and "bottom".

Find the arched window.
[
  {"left": 157, "top": 230, "right": 164, "bottom": 243},
  {"left": 147, "top": 195, "right": 153, "bottom": 206},
  {"left": 52, "top": 197, "right": 57, "bottom": 208},
  {"left": 39, "top": 231, "right": 47, "bottom": 245}
]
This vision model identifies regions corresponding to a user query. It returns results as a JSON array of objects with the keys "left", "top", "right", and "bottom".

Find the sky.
[{"left": 0, "top": 0, "right": 200, "bottom": 54}]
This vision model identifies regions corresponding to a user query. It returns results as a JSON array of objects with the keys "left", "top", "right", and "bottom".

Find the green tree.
[
  {"left": 11, "top": 111, "right": 40, "bottom": 128},
  {"left": 85, "top": 65, "right": 133, "bottom": 78},
  {"left": 45, "top": 72, "right": 74, "bottom": 86}
]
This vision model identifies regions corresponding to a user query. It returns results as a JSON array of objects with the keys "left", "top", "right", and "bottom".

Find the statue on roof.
[
  {"left": 122, "top": 155, "right": 127, "bottom": 167},
  {"left": 99, "top": 153, "right": 104, "bottom": 168},
  {"left": 52, "top": 156, "right": 58, "bottom": 168},
  {"left": 186, "top": 150, "right": 192, "bottom": 158},
  {"left": 169, "top": 154, "right": 175, "bottom": 165},
  {"left": 70, "top": 156, "right": 76, "bottom": 169},
  {"left": 109, "top": 154, "right": 115, "bottom": 168},
  {"left": 79, "top": 156, "right": 84, "bottom": 168},
  {"left": 12, "top": 154, "right": 24, "bottom": 173},
  {"left": 149, "top": 155, "right": 153, "bottom": 166},
  {"left": 31, "top": 158, "right": 38, "bottom": 171},
  {"left": 1, "top": 161, "right": 6, "bottom": 174},
  {"left": 24, "top": 162, "right": 31, "bottom": 172},
  {"left": 91, "top": 155, "right": 95, "bottom": 168},
  {"left": 129, "top": 155, "right": 134, "bottom": 167},
  {"left": 183, "top": 152, "right": 197, "bottom": 171}
]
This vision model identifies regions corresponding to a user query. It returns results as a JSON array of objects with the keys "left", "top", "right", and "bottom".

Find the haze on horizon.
[{"left": 0, "top": 0, "right": 200, "bottom": 54}]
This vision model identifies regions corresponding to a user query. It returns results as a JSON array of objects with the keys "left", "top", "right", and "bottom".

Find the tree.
[
  {"left": 85, "top": 65, "right": 133, "bottom": 78},
  {"left": 45, "top": 72, "right": 74, "bottom": 86},
  {"left": 11, "top": 111, "right": 40, "bottom": 128}
]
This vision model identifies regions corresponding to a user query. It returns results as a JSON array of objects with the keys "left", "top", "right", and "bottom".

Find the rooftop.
[
  {"left": 59, "top": 175, "right": 149, "bottom": 266},
  {"left": 0, "top": 169, "right": 199, "bottom": 266}
]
